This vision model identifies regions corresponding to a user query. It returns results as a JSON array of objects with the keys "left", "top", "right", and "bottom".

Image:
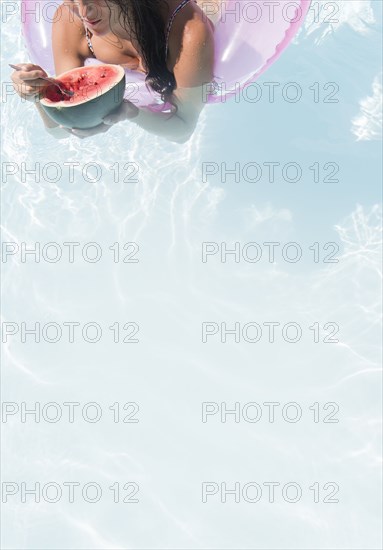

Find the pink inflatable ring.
[{"left": 21, "top": 0, "right": 311, "bottom": 111}]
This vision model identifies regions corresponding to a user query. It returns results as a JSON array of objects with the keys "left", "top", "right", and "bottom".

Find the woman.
[{"left": 11, "top": 0, "right": 217, "bottom": 143}]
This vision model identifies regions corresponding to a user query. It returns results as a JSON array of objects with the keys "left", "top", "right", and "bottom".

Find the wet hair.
[{"left": 109, "top": 0, "right": 176, "bottom": 101}]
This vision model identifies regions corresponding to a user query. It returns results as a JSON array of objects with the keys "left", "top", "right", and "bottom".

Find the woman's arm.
[
  {"left": 133, "top": 16, "right": 214, "bottom": 143},
  {"left": 33, "top": 2, "right": 87, "bottom": 134},
  {"left": 52, "top": 2, "right": 86, "bottom": 74},
  {"left": 127, "top": 86, "right": 209, "bottom": 144},
  {"left": 102, "top": 16, "right": 215, "bottom": 143}
]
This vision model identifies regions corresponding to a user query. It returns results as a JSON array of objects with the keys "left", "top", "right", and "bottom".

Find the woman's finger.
[
  {"left": 71, "top": 124, "right": 111, "bottom": 138},
  {"left": 12, "top": 63, "right": 47, "bottom": 74},
  {"left": 17, "top": 70, "right": 47, "bottom": 81},
  {"left": 103, "top": 100, "right": 139, "bottom": 125},
  {"left": 59, "top": 126, "right": 73, "bottom": 134},
  {"left": 11, "top": 64, "right": 47, "bottom": 77},
  {"left": 15, "top": 80, "right": 45, "bottom": 91},
  {"left": 14, "top": 63, "right": 37, "bottom": 70},
  {"left": 23, "top": 85, "right": 36, "bottom": 95}
]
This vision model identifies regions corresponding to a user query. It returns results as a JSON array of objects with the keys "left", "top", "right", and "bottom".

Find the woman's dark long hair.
[{"left": 110, "top": 0, "right": 177, "bottom": 101}]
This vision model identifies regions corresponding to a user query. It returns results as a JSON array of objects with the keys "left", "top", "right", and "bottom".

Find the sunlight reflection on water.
[{"left": 1, "top": 1, "right": 382, "bottom": 549}]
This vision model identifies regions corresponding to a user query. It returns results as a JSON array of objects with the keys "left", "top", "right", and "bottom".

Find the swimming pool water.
[{"left": 1, "top": 1, "right": 382, "bottom": 549}]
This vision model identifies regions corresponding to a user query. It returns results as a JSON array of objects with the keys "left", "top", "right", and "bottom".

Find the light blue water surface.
[{"left": 1, "top": 1, "right": 382, "bottom": 549}]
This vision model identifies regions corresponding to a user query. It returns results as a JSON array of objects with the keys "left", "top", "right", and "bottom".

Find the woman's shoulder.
[
  {"left": 182, "top": 11, "right": 214, "bottom": 48},
  {"left": 52, "top": 1, "right": 90, "bottom": 71},
  {"left": 53, "top": 1, "right": 84, "bottom": 32},
  {"left": 168, "top": 3, "right": 215, "bottom": 86},
  {"left": 168, "top": 2, "right": 215, "bottom": 59},
  {"left": 178, "top": 1, "right": 215, "bottom": 36}
]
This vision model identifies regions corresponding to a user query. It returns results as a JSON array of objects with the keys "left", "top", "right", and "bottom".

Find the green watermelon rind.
[{"left": 40, "top": 64, "right": 126, "bottom": 130}]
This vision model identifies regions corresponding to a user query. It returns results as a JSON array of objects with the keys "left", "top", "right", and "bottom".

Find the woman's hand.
[
  {"left": 67, "top": 100, "right": 139, "bottom": 139},
  {"left": 103, "top": 99, "right": 139, "bottom": 125},
  {"left": 11, "top": 63, "right": 49, "bottom": 102},
  {"left": 65, "top": 123, "right": 111, "bottom": 139}
]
